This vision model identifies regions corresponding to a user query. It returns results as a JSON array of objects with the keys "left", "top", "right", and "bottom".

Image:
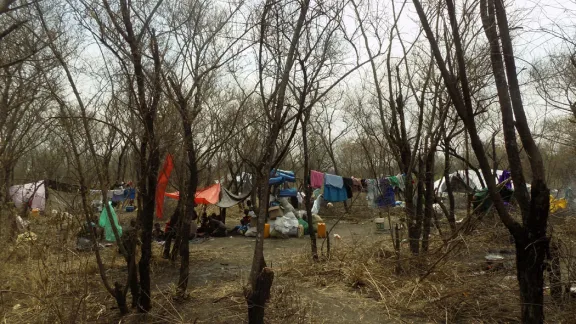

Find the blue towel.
[
  {"left": 324, "top": 185, "right": 348, "bottom": 202},
  {"left": 324, "top": 174, "right": 343, "bottom": 188}
]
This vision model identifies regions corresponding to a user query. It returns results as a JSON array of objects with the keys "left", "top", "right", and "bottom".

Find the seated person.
[
  {"left": 189, "top": 217, "right": 198, "bottom": 240},
  {"left": 152, "top": 222, "right": 164, "bottom": 241},
  {"left": 208, "top": 214, "right": 227, "bottom": 237},
  {"left": 232, "top": 209, "right": 251, "bottom": 235},
  {"left": 196, "top": 213, "right": 210, "bottom": 237}
]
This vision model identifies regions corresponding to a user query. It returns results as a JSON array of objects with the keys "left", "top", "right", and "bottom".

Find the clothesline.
[{"left": 309, "top": 169, "right": 407, "bottom": 208}]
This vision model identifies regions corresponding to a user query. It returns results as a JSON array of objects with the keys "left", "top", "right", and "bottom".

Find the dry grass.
[{"left": 2, "top": 202, "right": 576, "bottom": 323}]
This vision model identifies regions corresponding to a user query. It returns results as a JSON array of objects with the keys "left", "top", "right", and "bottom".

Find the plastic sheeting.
[
  {"left": 434, "top": 170, "right": 512, "bottom": 193},
  {"left": 216, "top": 186, "right": 251, "bottom": 208},
  {"left": 269, "top": 169, "right": 296, "bottom": 184},
  {"left": 195, "top": 183, "right": 221, "bottom": 205},
  {"left": 99, "top": 202, "right": 123, "bottom": 242},
  {"left": 9, "top": 181, "right": 46, "bottom": 211},
  {"left": 165, "top": 183, "right": 222, "bottom": 205}
]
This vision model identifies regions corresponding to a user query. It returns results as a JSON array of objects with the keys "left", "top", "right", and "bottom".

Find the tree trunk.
[
  {"left": 301, "top": 111, "right": 318, "bottom": 260},
  {"left": 178, "top": 120, "right": 199, "bottom": 294},
  {"left": 515, "top": 232, "right": 547, "bottom": 323},
  {"left": 138, "top": 140, "right": 159, "bottom": 312},
  {"left": 443, "top": 139, "right": 456, "bottom": 231},
  {"left": 245, "top": 173, "right": 274, "bottom": 324},
  {"left": 116, "top": 142, "right": 129, "bottom": 183},
  {"left": 407, "top": 157, "right": 424, "bottom": 255},
  {"left": 547, "top": 238, "right": 563, "bottom": 302},
  {"left": 422, "top": 151, "right": 435, "bottom": 252}
]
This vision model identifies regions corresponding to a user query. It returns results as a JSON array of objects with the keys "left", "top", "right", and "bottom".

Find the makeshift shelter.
[
  {"left": 434, "top": 170, "right": 512, "bottom": 193},
  {"left": 164, "top": 183, "right": 251, "bottom": 208},
  {"left": 472, "top": 186, "right": 514, "bottom": 213},
  {"left": 9, "top": 181, "right": 46, "bottom": 211}
]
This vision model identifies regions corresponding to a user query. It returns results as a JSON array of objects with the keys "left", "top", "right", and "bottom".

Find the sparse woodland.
[{"left": 1, "top": 0, "right": 576, "bottom": 323}]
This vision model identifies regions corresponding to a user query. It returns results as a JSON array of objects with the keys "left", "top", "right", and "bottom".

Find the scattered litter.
[
  {"left": 16, "top": 232, "right": 37, "bottom": 244},
  {"left": 333, "top": 233, "right": 341, "bottom": 239},
  {"left": 485, "top": 254, "right": 505, "bottom": 261}
]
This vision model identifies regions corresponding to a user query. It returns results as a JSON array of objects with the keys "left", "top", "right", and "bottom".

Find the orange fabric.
[
  {"left": 165, "top": 192, "right": 180, "bottom": 200},
  {"left": 163, "top": 183, "right": 221, "bottom": 205},
  {"left": 195, "top": 183, "right": 221, "bottom": 205},
  {"left": 155, "top": 154, "right": 174, "bottom": 219}
]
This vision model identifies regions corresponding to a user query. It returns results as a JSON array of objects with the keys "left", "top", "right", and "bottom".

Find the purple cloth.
[{"left": 498, "top": 170, "right": 512, "bottom": 189}]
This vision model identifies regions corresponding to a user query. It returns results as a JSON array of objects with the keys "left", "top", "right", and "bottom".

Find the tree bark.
[
  {"left": 443, "top": 137, "right": 456, "bottom": 231},
  {"left": 422, "top": 150, "right": 435, "bottom": 252},
  {"left": 301, "top": 109, "right": 318, "bottom": 260},
  {"left": 178, "top": 119, "right": 198, "bottom": 294},
  {"left": 245, "top": 173, "right": 274, "bottom": 324}
]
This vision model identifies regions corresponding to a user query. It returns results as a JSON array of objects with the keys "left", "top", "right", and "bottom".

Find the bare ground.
[{"left": 2, "top": 203, "right": 576, "bottom": 323}]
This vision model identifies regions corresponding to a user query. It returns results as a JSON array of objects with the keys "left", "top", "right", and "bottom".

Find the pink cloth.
[{"left": 310, "top": 170, "right": 324, "bottom": 188}]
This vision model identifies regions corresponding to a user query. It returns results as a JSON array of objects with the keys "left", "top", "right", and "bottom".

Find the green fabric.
[
  {"left": 298, "top": 218, "right": 309, "bottom": 235},
  {"left": 387, "top": 176, "right": 400, "bottom": 188},
  {"left": 472, "top": 187, "right": 514, "bottom": 213},
  {"left": 99, "top": 202, "right": 122, "bottom": 241}
]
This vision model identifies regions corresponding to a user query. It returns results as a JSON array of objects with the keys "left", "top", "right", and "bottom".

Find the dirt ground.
[
  {"left": 143, "top": 216, "right": 398, "bottom": 323},
  {"left": 3, "top": 200, "right": 576, "bottom": 323}
]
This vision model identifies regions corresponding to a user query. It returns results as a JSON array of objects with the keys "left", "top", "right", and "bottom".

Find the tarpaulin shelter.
[
  {"left": 434, "top": 170, "right": 513, "bottom": 193},
  {"left": 164, "top": 183, "right": 251, "bottom": 208},
  {"left": 217, "top": 187, "right": 252, "bottom": 208},
  {"left": 9, "top": 181, "right": 46, "bottom": 211},
  {"left": 195, "top": 183, "right": 221, "bottom": 205}
]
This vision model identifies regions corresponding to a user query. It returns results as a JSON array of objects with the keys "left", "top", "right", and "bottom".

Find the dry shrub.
[{"left": 276, "top": 215, "right": 576, "bottom": 323}]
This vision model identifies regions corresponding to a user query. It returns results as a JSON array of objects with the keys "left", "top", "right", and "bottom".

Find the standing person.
[
  {"left": 163, "top": 202, "right": 182, "bottom": 259},
  {"left": 152, "top": 223, "right": 164, "bottom": 241},
  {"left": 121, "top": 218, "right": 140, "bottom": 308}
]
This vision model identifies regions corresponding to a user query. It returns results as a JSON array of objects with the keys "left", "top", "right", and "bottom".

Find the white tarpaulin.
[
  {"left": 434, "top": 170, "right": 512, "bottom": 193},
  {"left": 9, "top": 181, "right": 46, "bottom": 211}
]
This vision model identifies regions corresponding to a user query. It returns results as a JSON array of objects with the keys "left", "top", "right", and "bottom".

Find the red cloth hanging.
[{"left": 155, "top": 154, "right": 174, "bottom": 219}]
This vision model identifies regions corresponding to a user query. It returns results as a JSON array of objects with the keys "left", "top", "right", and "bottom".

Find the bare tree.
[
  {"left": 413, "top": 0, "right": 551, "bottom": 321},
  {"left": 244, "top": 0, "right": 311, "bottom": 321}
]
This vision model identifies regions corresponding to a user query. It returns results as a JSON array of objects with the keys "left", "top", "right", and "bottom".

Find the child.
[
  {"left": 233, "top": 209, "right": 251, "bottom": 235},
  {"left": 152, "top": 222, "right": 164, "bottom": 241}
]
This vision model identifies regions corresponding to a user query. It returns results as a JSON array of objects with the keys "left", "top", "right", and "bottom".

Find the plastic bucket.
[{"left": 375, "top": 218, "right": 387, "bottom": 231}]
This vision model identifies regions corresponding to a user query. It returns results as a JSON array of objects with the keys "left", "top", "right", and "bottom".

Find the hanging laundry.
[
  {"left": 323, "top": 174, "right": 347, "bottom": 202},
  {"left": 396, "top": 174, "right": 405, "bottom": 191},
  {"left": 311, "top": 195, "right": 322, "bottom": 214},
  {"left": 324, "top": 174, "right": 344, "bottom": 188},
  {"left": 365, "top": 179, "right": 377, "bottom": 208},
  {"left": 310, "top": 170, "right": 325, "bottom": 188},
  {"left": 323, "top": 184, "right": 348, "bottom": 202},
  {"left": 498, "top": 170, "right": 512, "bottom": 190},
  {"left": 376, "top": 177, "right": 396, "bottom": 207},
  {"left": 343, "top": 177, "right": 353, "bottom": 199},
  {"left": 351, "top": 177, "right": 363, "bottom": 190},
  {"left": 387, "top": 176, "right": 400, "bottom": 189}
]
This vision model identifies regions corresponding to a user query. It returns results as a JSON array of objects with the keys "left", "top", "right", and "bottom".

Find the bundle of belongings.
[{"left": 263, "top": 195, "right": 325, "bottom": 239}]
